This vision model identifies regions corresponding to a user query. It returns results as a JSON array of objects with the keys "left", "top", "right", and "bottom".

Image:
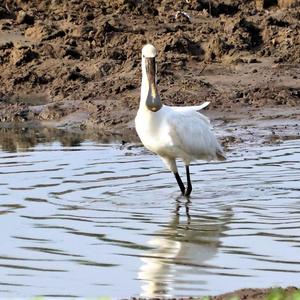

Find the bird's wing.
[
  {"left": 171, "top": 101, "right": 210, "bottom": 112},
  {"left": 166, "top": 109, "right": 223, "bottom": 162}
]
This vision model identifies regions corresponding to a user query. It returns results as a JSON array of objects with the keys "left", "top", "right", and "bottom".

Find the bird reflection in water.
[{"left": 138, "top": 198, "right": 233, "bottom": 297}]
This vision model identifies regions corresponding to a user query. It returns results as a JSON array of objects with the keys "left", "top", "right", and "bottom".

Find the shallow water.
[{"left": 0, "top": 131, "right": 300, "bottom": 298}]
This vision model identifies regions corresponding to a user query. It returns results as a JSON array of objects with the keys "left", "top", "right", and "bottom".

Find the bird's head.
[
  {"left": 142, "top": 44, "right": 162, "bottom": 112},
  {"left": 142, "top": 44, "right": 157, "bottom": 58}
]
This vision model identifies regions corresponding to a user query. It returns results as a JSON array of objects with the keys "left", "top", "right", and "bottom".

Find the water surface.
[{"left": 0, "top": 130, "right": 300, "bottom": 298}]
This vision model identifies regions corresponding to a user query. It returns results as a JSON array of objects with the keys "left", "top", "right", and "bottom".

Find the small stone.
[
  {"left": 278, "top": 0, "right": 300, "bottom": 8},
  {"left": 234, "top": 91, "right": 244, "bottom": 98},
  {"left": 16, "top": 10, "right": 35, "bottom": 25},
  {"left": 274, "top": 57, "right": 284, "bottom": 63},
  {"left": 248, "top": 58, "right": 260, "bottom": 64},
  {"left": 10, "top": 48, "right": 39, "bottom": 66},
  {"left": 64, "top": 47, "right": 81, "bottom": 59}
]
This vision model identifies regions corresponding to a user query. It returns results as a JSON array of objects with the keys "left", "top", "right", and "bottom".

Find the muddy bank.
[
  {"left": 1, "top": 103, "right": 299, "bottom": 153},
  {"left": 131, "top": 287, "right": 300, "bottom": 300},
  {"left": 209, "top": 286, "right": 299, "bottom": 300},
  {"left": 0, "top": 0, "right": 300, "bottom": 147}
]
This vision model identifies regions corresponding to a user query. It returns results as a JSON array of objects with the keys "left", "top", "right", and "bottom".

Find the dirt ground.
[
  {"left": 209, "top": 286, "right": 300, "bottom": 300},
  {"left": 0, "top": 0, "right": 300, "bottom": 147},
  {"left": 208, "top": 287, "right": 300, "bottom": 300},
  {"left": 130, "top": 287, "right": 300, "bottom": 300}
]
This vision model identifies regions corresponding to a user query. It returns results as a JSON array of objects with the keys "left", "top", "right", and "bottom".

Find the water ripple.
[{"left": 0, "top": 140, "right": 299, "bottom": 297}]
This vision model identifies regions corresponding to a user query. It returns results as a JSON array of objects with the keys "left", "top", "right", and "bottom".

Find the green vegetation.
[{"left": 266, "top": 288, "right": 300, "bottom": 300}]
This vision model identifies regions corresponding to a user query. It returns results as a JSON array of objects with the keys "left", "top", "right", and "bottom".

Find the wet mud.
[
  {"left": 211, "top": 287, "right": 300, "bottom": 300},
  {"left": 0, "top": 0, "right": 299, "bottom": 147},
  {"left": 132, "top": 287, "right": 300, "bottom": 300}
]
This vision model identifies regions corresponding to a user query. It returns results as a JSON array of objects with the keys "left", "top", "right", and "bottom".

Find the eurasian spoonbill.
[{"left": 135, "top": 44, "right": 226, "bottom": 196}]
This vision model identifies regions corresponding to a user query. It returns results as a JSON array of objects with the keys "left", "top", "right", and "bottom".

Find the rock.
[
  {"left": 117, "top": 0, "right": 158, "bottom": 16},
  {"left": 164, "top": 35, "right": 203, "bottom": 56},
  {"left": 0, "top": 41, "right": 13, "bottom": 50},
  {"left": 278, "top": 0, "right": 300, "bottom": 7},
  {"left": 10, "top": 48, "right": 39, "bottom": 66},
  {"left": 38, "top": 104, "right": 65, "bottom": 120},
  {"left": 25, "top": 24, "right": 65, "bottom": 41},
  {"left": 274, "top": 57, "right": 284, "bottom": 63},
  {"left": 210, "top": 1, "right": 239, "bottom": 16},
  {"left": 255, "top": 0, "right": 278, "bottom": 9},
  {"left": 266, "top": 16, "right": 289, "bottom": 27},
  {"left": 248, "top": 58, "right": 261, "bottom": 63},
  {"left": 64, "top": 46, "right": 81, "bottom": 59},
  {"left": 14, "top": 108, "right": 30, "bottom": 121},
  {"left": 1, "top": 22, "right": 11, "bottom": 30},
  {"left": 44, "top": 29, "right": 65, "bottom": 41},
  {"left": 0, "top": 6, "right": 11, "bottom": 19},
  {"left": 13, "top": 71, "right": 47, "bottom": 86},
  {"left": 99, "top": 62, "right": 113, "bottom": 76},
  {"left": 16, "top": 10, "right": 34, "bottom": 25},
  {"left": 109, "top": 48, "right": 127, "bottom": 61},
  {"left": 67, "top": 67, "right": 87, "bottom": 82},
  {"left": 65, "top": 38, "right": 77, "bottom": 47},
  {"left": 204, "top": 36, "right": 231, "bottom": 61},
  {"left": 174, "top": 11, "right": 192, "bottom": 23},
  {"left": 101, "top": 20, "right": 118, "bottom": 33},
  {"left": 256, "top": 0, "right": 300, "bottom": 9},
  {"left": 80, "top": 25, "right": 96, "bottom": 38}
]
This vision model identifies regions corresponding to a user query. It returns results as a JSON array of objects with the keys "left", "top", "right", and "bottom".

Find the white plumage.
[{"left": 135, "top": 44, "right": 225, "bottom": 196}]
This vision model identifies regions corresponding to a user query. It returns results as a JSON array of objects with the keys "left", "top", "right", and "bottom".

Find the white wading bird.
[{"left": 135, "top": 44, "right": 226, "bottom": 196}]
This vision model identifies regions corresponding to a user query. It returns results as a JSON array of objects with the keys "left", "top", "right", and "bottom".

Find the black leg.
[
  {"left": 174, "top": 172, "right": 185, "bottom": 195},
  {"left": 185, "top": 165, "right": 192, "bottom": 197}
]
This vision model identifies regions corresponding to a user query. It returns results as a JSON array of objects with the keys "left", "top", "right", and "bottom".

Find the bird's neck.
[
  {"left": 140, "top": 58, "right": 162, "bottom": 110},
  {"left": 140, "top": 59, "right": 150, "bottom": 107}
]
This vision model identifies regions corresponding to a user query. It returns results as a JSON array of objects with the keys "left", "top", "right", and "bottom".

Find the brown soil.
[
  {"left": 0, "top": 0, "right": 300, "bottom": 147},
  {"left": 210, "top": 286, "right": 299, "bottom": 300},
  {"left": 131, "top": 286, "right": 300, "bottom": 300}
]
